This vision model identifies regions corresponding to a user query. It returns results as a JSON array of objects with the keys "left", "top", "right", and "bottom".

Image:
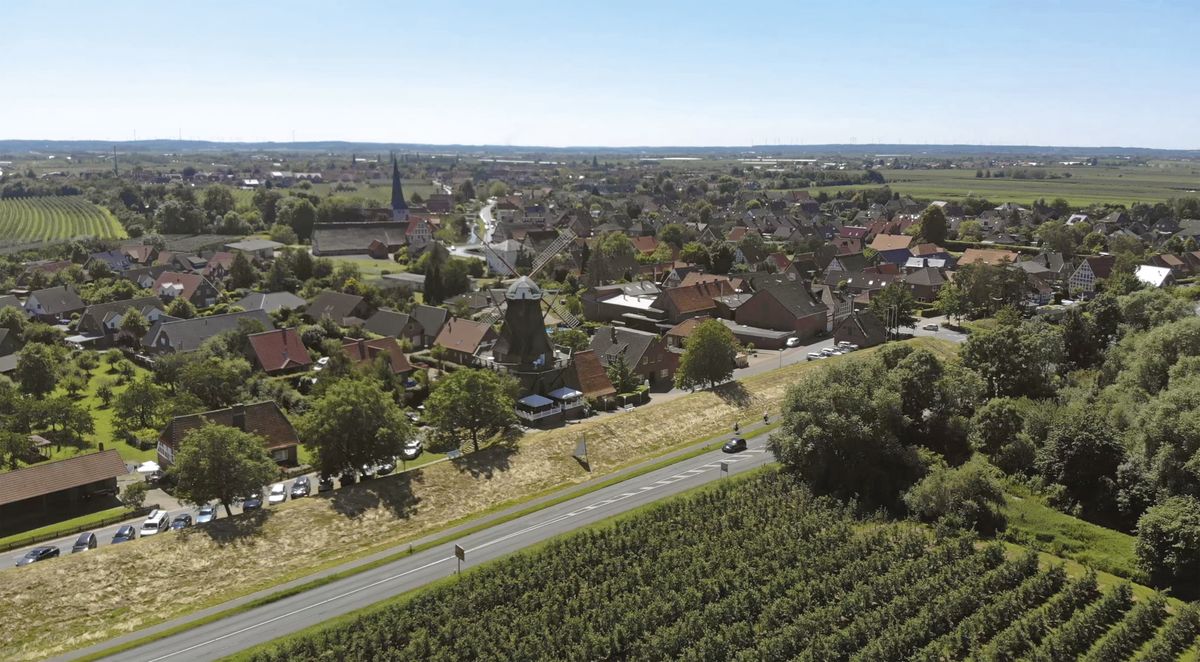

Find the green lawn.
[
  {"left": 1000, "top": 492, "right": 1144, "bottom": 583},
  {"left": 815, "top": 164, "right": 1200, "bottom": 207},
  {"left": 33, "top": 361, "right": 156, "bottom": 468}
]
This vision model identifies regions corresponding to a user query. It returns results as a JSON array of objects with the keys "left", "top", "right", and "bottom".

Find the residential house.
[
  {"left": 247, "top": 328, "right": 311, "bottom": 375},
  {"left": 305, "top": 291, "right": 370, "bottom": 325},
  {"left": 143, "top": 309, "right": 273, "bottom": 353},
  {"left": 811, "top": 284, "right": 854, "bottom": 332},
  {"left": 485, "top": 239, "right": 528, "bottom": 276},
  {"left": 664, "top": 316, "right": 706, "bottom": 349},
  {"left": 433, "top": 317, "right": 498, "bottom": 365},
  {"left": 589, "top": 326, "right": 678, "bottom": 389},
  {"left": 826, "top": 252, "right": 869, "bottom": 274},
  {"left": 1017, "top": 252, "right": 1072, "bottom": 291},
  {"left": 405, "top": 217, "right": 434, "bottom": 252},
  {"left": 833, "top": 311, "right": 887, "bottom": 349},
  {"left": 24, "top": 285, "right": 85, "bottom": 322},
  {"left": 1068, "top": 255, "right": 1117, "bottom": 296},
  {"left": 122, "top": 244, "right": 157, "bottom": 265},
  {"left": 236, "top": 291, "right": 307, "bottom": 314},
  {"left": 202, "top": 252, "right": 235, "bottom": 281},
  {"left": 581, "top": 281, "right": 663, "bottom": 324},
  {"left": 957, "top": 248, "right": 1019, "bottom": 267},
  {"left": 868, "top": 234, "right": 915, "bottom": 265},
  {"left": 86, "top": 250, "right": 134, "bottom": 274},
  {"left": 1135, "top": 265, "right": 1175, "bottom": 288},
  {"left": 631, "top": 235, "right": 660, "bottom": 257},
  {"left": 341, "top": 337, "right": 413, "bottom": 375},
  {"left": 76, "top": 296, "right": 166, "bottom": 347},
  {"left": 900, "top": 267, "right": 945, "bottom": 302},
  {"left": 410, "top": 304, "right": 449, "bottom": 348},
  {"left": 733, "top": 283, "right": 827, "bottom": 341},
  {"left": 1149, "top": 253, "right": 1191, "bottom": 279},
  {"left": 153, "top": 272, "right": 219, "bottom": 308},
  {"left": 652, "top": 280, "right": 736, "bottom": 324},
  {"left": 312, "top": 222, "right": 409, "bottom": 256},
  {"left": 364, "top": 309, "right": 424, "bottom": 348},
  {"left": 563, "top": 349, "right": 616, "bottom": 407},
  {"left": 158, "top": 401, "right": 299, "bottom": 467}
]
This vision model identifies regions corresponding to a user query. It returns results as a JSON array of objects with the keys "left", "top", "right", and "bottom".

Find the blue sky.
[{"left": 2, "top": 1, "right": 1197, "bottom": 148}]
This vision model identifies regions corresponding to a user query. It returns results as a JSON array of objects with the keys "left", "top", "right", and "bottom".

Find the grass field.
[
  {"left": 0, "top": 196, "right": 125, "bottom": 243},
  {"left": 818, "top": 164, "right": 1200, "bottom": 207},
  {"left": 0, "top": 338, "right": 956, "bottom": 660},
  {"left": 1001, "top": 493, "right": 1143, "bottom": 583}
]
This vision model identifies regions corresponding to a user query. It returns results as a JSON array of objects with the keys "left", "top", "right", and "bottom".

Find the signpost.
[
  {"left": 454, "top": 544, "right": 465, "bottom": 574},
  {"left": 572, "top": 436, "right": 589, "bottom": 471},
  {"left": 720, "top": 461, "right": 729, "bottom": 476}
]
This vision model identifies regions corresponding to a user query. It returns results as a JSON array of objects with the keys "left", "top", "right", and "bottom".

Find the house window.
[{"left": 272, "top": 448, "right": 290, "bottom": 462}]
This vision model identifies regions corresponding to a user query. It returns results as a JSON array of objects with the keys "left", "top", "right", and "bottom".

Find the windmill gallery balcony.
[{"left": 515, "top": 388, "right": 585, "bottom": 422}]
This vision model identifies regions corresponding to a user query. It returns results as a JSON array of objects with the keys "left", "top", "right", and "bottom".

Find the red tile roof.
[
  {"left": 0, "top": 449, "right": 127, "bottom": 507},
  {"left": 569, "top": 349, "right": 616, "bottom": 399},
  {"left": 659, "top": 280, "right": 735, "bottom": 316},
  {"left": 152, "top": 271, "right": 211, "bottom": 301},
  {"left": 958, "top": 248, "right": 1018, "bottom": 266},
  {"left": 869, "top": 233, "right": 914, "bottom": 252},
  {"left": 434, "top": 317, "right": 496, "bottom": 354},
  {"left": 666, "top": 316, "right": 707, "bottom": 339},
  {"left": 632, "top": 235, "right": 659, "bottom": 255},
  {"left": 342, "top": 336, "right": 413, "bottom": 374},
  {"left": 248, "top": 328, "right": 311, "bottom": 373},
  {"left": 159, "top": 401, "right": 298, "bottom": 456}
]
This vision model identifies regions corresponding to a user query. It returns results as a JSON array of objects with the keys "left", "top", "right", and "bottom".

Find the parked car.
[
  {"left": 112, "top": 525, "right": 137, "bottom": 544},
  {"left": 242, "top": 493, "right": 263, "bottom": 512},
  {"left": 785, "top": 336, "right": 801, "bottom": 348},
  {"left": 820, "top": 347, "right": 837, "bottom": 356},
  {"left": 318, "top": 475, "right": 334, "bottom": 493},
  {"left": 15, "top": 546, "right": 59, "bottom": 567},
  {"left": 268, "top": 483, "right": 287, "bottom": 504},
  {"left": 377, "top": 461, "right": 395, "bottom": 476},
  {"left": 140, "top": 509, "right": 170, "bottom": 537},
  {"left": 722, "top": 437, "right": 747, "bottom": 453},
  {"left": 359, "top": 464, "right": 376, "bottom": 480},
  {"left": 401, "top": 438, "right": 423, "bottom": 461},
  {"left": 339, "top": 470, "right": 357, "bottom": 487},
  {"left": 170, "top": 514, "right": 193, "bottom": 530},
  {"left": 923, "top": 323, "right": 939, "bottom": 331},
  {"left": 290, "top": 476, "right": 311, "bottom": 498},
  {"left": 806, "top": 352, "right": 822, "bottom": 361},
  {"left": 71, "top": 532, "right": 97, "bottom": 553},
  {"left": 196, "top": 505, "right": 218, "bottom": 523}
]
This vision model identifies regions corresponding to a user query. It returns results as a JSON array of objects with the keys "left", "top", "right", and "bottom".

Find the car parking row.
[{"left": 805, "top": 340, "right": 859, "bottom": 361}]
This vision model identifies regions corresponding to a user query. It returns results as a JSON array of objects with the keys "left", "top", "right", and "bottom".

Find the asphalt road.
[{"left": 86, "top": 432, "right": 775, "bottom": 661}]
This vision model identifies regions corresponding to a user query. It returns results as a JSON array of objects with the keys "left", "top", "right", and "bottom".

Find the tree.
[
  {"left": 961, "top": 320, "right": 1062, "bottom": 398},
  {"left": 768, "top": 359, "right": 923, "bottom": 510},
  {"left": 424, "top": 369, "right": 518, "bottom": 453},
  {"left": 120, "top": 308, "right": 149, "bottom": 343},
  {"left": 658, "top": 223, "right": 687, "bottom": 249},
  {"left": 709, "top": 243, "right": 735, "bottom": 274},
  {"left": 917, "top": 206, "right": 948, "bottom": 245},
  {"left": 229, "top": 251, "right": 258, "bottom": 289},
  {"left": 275, "top": 197, "right": 317, "bottom": 241},
  {"left": 0, "top": 306, "right": 26, "bottom": 339},
  {"left": 166, "top": 297, "right": 197, "bottom": 320},
  {"left": 120, "top": 481, "right": 149, "bottom": 510},
  {"left": 252, "top": 188, "right": 283, "bottom": 225},
  {"left": 177, "top": 356, "right": 251, "bottom": 409},
  {"left": 0, "top": 430, "right": 33, "bottom": 470},
  {"left": 1060, "top": 306, "right": 1099, "bottom": 370},
  {"left": 297, "top": 377, "right": 414, "bottom": 474},
  {"left": 265, "top": 257, "right": 298, "bottom": 292},
  {"left": 1037, "top": 404, "right": 1125, "bottom": 520},
  {"left": 1136, "top": 496, "right": 1200, "bottom": 598},
  {"left": 605, "top": 353, "right": 641, "bottom": 394},
  {"left": 201, "top": 186, "right": 236, "bottom": 218},
  {"left": 155, "top": 200, "right": 205, "bottom": 234},
  {"left": 422, "top": 241, "right": 450, "bottom": 305},
  {"left": 680, "top": 241, "right": 709, "bottom": 268},
  {"left": 903, "top": 460, "right": 1007, "bottom": 534},
  {"left": 1036, "top": 220, "right": 1075, "bottom": 257},
  {"left": 16, "top": 343, "right": 60, "bottom": 397},
  {"left": 268, "top": 223, "right": 298, "bottom": 246},
  {"left": 869, "top": 281, "right": 917, "bottom": 337},
  {"left": 588, "top": 232, "right": 636, "bottom": 284},
  {"left": 114, "top": 376, "right": 168, "bottom": 431},
  {"left": 969, "top": 397, "right": 1034, "bottom": 474},
  {"left": 957, "top": 219, "right": 983, "bottom": 242},
  {"left": 97, "top": 380, "right": 115, "bottom": 407},
  {"left": 550, "top": 328, "right": 590, "bottom": 354},
  {"left": 172, "top": 423, "right": 279, "bottom": 517},
  {"left": 936, "top": 281, "right": 967, "bottom": 323},
  {"left": 675, "top": 319, "right": 737, "bottom": 390}
]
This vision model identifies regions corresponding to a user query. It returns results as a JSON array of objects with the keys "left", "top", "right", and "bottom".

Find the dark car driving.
[
  {"left": 339, "top": 470, "right": 357, "bottom": 486},
  {"left": 111, "top": 526, "right": 137, "bottom": 544},
  {"left": 71, "top": 532, "right": 97, "bottom": 553},
  {"left": 318, "top": 475, "right": 334, "bottom": 493},
  {"left": 291, "top": 475, "right": 311, "bottom": 498},
  {"left": 722, "top": 437, "right": 747, "bottom": 453},
  {"left": 242, "top": 493, "right": 263, "bottom": 512},
  {"left": 170, "top": 514, "right": 193, "bottom": 530},
  {"left": 16, "top": 546, "right": 59, "bottom": 567}
]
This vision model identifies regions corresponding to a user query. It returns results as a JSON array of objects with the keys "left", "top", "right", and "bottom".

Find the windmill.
[{"left": 477, "top": 229, "right": 581, "bottom": 380}]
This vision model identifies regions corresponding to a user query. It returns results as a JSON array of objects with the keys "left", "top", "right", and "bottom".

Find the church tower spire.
[{"left": 391, "top": 154, "right": 409, "bottom": 221}]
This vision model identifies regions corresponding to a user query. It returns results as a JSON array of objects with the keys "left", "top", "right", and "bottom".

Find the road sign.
[
  {"left": 454, "top": 544, "right": 465, "bottom": 574},
  {"left": 720, "top": 461, "right": 729, "bottom": 475},
  {"left": 572, "top": 437, "right": 589, "bottom": 470}
]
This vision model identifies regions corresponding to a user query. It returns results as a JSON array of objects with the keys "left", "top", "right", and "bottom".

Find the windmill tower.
[{"left": 479, "top": 229, "right": 582, "bottom": 393}]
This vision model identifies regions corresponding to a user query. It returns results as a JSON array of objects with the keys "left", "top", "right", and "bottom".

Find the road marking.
[{"left": 145, "top": 556, "right": 455, "bottom": 661}]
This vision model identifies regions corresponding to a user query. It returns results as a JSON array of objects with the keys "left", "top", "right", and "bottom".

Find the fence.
[{"left": 0, "top": 503, "right": 159, "bottom": 553}]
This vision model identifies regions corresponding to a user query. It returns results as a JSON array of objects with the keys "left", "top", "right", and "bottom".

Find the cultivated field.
[
  {"left": 0, "top": 338, "right": 956, "bottom": 660},
  {"left": 243, "top": 471, "right": 1200, "bottom": 661},
  {"left": 821, "top": 164, "right": 1200, "bottom": 207},
  {"left": 0, "top": 196, "right": 125, "bottom": 242}
]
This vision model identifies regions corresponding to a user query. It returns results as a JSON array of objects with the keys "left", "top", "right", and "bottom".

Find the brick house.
[
  {"left": 734, "top": 284, "right": 827, "bottom": 340},
  {"left": 158, "top": 401, "right": 299, "bottom": 467},
  {"left": 247, "top": 328, "right": 312, "bottom": 375},
  {"left": 589, "top": 326, "right": 678, "bottom": 389},
  {"left": 1068, "top": 255, "right": 1117, "bottom": 296},
  {"left": 152, "top": 271, "right": 220, "bottom": 308},
  {"left": 652, "top": 279, "right": 736, "bottom": 324}
]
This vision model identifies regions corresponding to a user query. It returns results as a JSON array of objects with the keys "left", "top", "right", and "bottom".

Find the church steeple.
[{"left": 390, "top": 155, "right": 408, "bottom": 219}]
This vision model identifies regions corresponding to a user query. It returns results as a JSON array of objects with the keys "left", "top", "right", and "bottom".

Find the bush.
[
  {"left": 1136, "top": 495, "right": 1200, "bottom": 598},
  {"left": 903, "top": 460, "right": 1008, "bottom": 534}
]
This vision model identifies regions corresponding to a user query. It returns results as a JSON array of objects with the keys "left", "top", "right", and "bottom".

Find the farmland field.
[
  {"left": 242, "top": 470, "right": 1199, "bottom": 662},
  {"left": 818, "top": 164, "right": 1200, "bottom": 207},
  {"left": 0, "top": 196, "right": 125, "bottom": 242}
]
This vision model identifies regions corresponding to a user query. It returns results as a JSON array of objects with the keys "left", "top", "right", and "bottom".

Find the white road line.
[{"left": 145, "top": 556, "right": 454, "bottom": 662}]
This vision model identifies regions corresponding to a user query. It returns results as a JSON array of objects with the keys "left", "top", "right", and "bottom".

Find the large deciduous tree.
[
  {"left": 172, "top": 423, "right": 279, "bottom": 517},
  {"left": 917, "top": 205, "right": 948, "bottom": 245},
  {"left": 16, "top": 342, "right": 61, "bottom": 398},
  {"left": 869, "top": 282, "right": 917, "bottom": 337},
  {"left": 298, "top": 377, "right": 414, "bottom": 474},
  {"left": 675, "top": 319, "right": 738, "bottom": 390},
  {"left": 1136, "top": 496, "right": 1200, "bottom": 599},
  {"left": 424, "top": 369, "right": 518, "bottom": 453}
]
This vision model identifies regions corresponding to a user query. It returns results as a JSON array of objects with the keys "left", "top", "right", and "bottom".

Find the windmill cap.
[{"left": 506, "top": 276, "right": 542, "bottom": 300}]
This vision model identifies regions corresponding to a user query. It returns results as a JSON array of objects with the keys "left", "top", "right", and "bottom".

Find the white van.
[{"left": 140, "top": 509, "right": 170, "bottom": 536}]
